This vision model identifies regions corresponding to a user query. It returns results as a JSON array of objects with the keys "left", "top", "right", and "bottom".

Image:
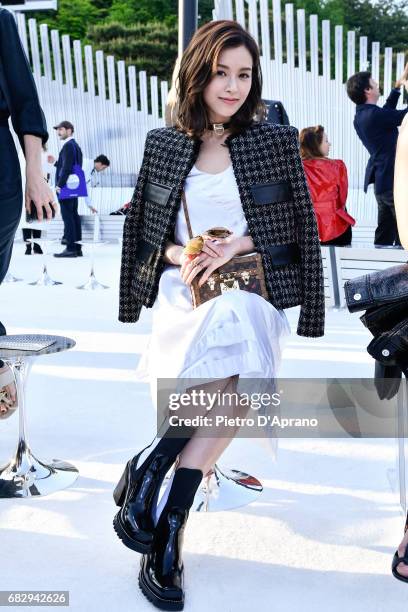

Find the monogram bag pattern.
[{"left": 181, "top": 191, "right": 269, "bottom": 307}]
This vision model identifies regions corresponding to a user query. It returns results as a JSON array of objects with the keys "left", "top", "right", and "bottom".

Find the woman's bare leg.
[{"left": 177, "top": 374, "right": 249, "bottom": 476}]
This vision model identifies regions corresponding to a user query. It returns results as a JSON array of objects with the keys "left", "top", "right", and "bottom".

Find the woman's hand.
[
  {"left": 180, "top": 236, "right": 239, "bottom": 287},
  {"left": 25, "top": 171, "right": 58, "bottom": 221},
  {"left": 23, "top": 134, "right": 58, "bottom": 221}
]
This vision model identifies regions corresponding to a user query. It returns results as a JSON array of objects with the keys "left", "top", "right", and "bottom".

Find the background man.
[
  {"left": 347, "top": 65, "right": 408, "bottom": 246},
  {"left": 82, "top": 154, "right": 110, "bottom": 214},
  {"left": 53, "top": 120, "right": 83, "bottom": 257}
]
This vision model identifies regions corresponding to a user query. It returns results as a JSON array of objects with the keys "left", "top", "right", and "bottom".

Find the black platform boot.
[
  {"left": 138, "top": 467, "right": 203, "bottom": 611},
  {"left": 113, "top": 431, "right": 194, "bottom": 554}
]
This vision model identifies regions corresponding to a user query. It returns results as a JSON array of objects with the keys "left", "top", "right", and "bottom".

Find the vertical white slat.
[
  {"left": 28, "top": 19, "right": 41, "bottom": 77},
  {"left": 84, "top": 45, "right": 95, "bottom": 96},
  {"left": 272, "top": 0, "right": 283, "bottom": 64},
  {"left": 61, "top": 34, "right": 74, "bottom": 88},
  {"left": 260, "top": 0, "right": 271, "bottom": 61},
  {"left": 310, "top": 15, "right": 318, "bottom": 76},
  {"left": 107, "top": 55, "right": 116, "bottom": 103},
  {"left": 95, "top": 50, "right": 106, "bottom": 100},
  {"left": 297, "top": 9, "right": 307, "bottom": 73},
  {"left": 16, "top": 13, "right": 29, "bottom": 58},
  {"left": 347, "top": 31, "right": 355, "bottom": 78},
  {"left": 117, "top": 60, "right": 127, "bottom": 106},
  {"left": 222, "top": 0, "right": 234, "bottom": 19},
  {"left": 359, "top": 36, "right": 368, "bottom": 71},
  {"left": 322, "top": 20, "right": 330, "bottom": 80},
  {"left": 335, "top": 25, "right": 343, "bottom": 83},
  {"left": 150, "top": 75, "right": 159, "bottom": 119},
  {"left": 235, "top": 0, "right": 245, "bottom": 28},
  {"left": 396, "top": 52, "right": 405, "bottom": 108},
  {"left": 39, "top": 23, "right": 52, "bottom": 80},
  {"left": 383, "top": 47, "right": 393, "bottom": 97},
  {"left": 285, "top": 3, "right": 295, "bottom": 69},
  {"left": 371, "top": 41, "right": 380, "bottom": 84},
  {"left": 128, "top": 66, "right": 138, "bottom": 110},
  {"left": 248, "top": 0, "right": 258, "bottom": 45},
  {"left": 51, "top": 30, "right": 63, "bottom": 83},
  {"left": 396, "top": 52, "right": 405, "bottom": 83},
  {"left": 73, "top": 40, "right": 84, "bottom": 91},
  {"left": 139, "top": 71, "right": 148, "bottom": 115},
  {"left": 161, "top": 80, "right": 169, "bottom": 121}
]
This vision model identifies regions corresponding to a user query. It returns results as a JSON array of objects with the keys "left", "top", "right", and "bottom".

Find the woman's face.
[
  {"left": 319, "top": 131, "right": 331, "bottom": 157},
  {"left": 203, "top": 45, "right": 253, "bottom": 124}
]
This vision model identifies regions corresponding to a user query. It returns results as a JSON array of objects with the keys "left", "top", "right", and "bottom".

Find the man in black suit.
[
  {"left": 347, "top": 67, "right": 408, "bottom": 246},
  {"left": 53, "top": 120, "right": 83, "bottom": 257}
]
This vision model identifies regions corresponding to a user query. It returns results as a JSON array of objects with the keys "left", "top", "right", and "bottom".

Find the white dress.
[{"left": 135, "top": 162, "right": 291, "bottom": 405}]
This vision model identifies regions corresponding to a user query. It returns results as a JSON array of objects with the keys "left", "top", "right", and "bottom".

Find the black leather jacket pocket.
[
  {"left": 250, "top": 180, "right": 293, "bottom": 205},
  {"left": 265, "top": 242, "right": 301, "bottom": 267},
  {"left": 143, "top": 180, "right": 172, "bottom": 206},
  {"left": 135, "top": 238, "right": 157, "bottom": 265}
]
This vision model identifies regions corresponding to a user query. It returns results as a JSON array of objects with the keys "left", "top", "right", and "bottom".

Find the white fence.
[
  {"left": 14, "top": 1, "right": 403, "bottom": 219},
  {"left": 14, "top": 12, "right": 169, "bottom": 213}
]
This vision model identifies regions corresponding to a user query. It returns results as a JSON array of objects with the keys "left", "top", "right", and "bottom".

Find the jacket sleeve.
[
  {"left": 337, "top": 160, "right": 348, "bottom": 209},
  {"left": 118, "top": 132, "right": 151, "bottom": 322},
  {"left": 57, "top": 143, "right": 75, "bottom": 188},
  {"left": 379, "top": 91, "right": 408, "bottom": 128},
  {"left": 0, "top": 9, "right": 48, "bottom": 150},
  {"left": 383, "top": 88, "right": 401, "bottom": 110},
  {"left": 285, "top": 126, "right": 325, "bottom": 337}
]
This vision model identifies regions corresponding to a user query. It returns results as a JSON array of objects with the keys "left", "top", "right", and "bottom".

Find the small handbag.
[{"left": 181, "top": 191, "right": 269, "bottom": 308}]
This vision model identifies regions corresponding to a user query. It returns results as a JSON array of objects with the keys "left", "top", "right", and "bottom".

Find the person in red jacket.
[{"left": 300, "top": 125, "right": 355, "bottom": 245}]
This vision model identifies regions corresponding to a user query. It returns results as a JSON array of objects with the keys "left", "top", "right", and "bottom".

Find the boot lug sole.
[{"left": 138, "top": 558, "right": 184, "bottom": 611}]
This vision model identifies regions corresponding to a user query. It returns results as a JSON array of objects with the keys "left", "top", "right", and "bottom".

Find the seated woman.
[{"left": 300, "top": 125, "right": 355, "bottom": 246}]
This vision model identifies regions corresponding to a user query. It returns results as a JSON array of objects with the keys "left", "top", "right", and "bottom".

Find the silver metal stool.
[
  {"left": 75, "top": 240, "right": 109, "bottom": 290},
  {"left": 3, "top": 271, "right": 22, "bottom": 283},
  {"left": 0, "top": 334, "right": 77, "bottom": 498},
  {"left": 27, "top": 238, "right": 62, "bottom": 286},
  {"left": 158, "top": 462, "right": 262, "bottom": 513},
  {"left": 192, "top": 463, "right": 263, "bottom": 511}
]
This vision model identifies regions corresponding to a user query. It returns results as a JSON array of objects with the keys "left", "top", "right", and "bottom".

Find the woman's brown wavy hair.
[
  {"left": 299, "top": 125, "right": 325, "bottom": 159},
  {"left": 175, "top": 20, "right": 266, "bottom": 139}
]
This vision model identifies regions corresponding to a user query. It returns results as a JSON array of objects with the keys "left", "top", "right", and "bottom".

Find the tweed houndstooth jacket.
[{"left": 119, "top": 120, "right": 325, "bottom": 337}]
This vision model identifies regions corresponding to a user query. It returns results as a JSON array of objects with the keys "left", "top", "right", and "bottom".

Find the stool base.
[
  {"left": 0, "top": 448, "right": 78, "bottom": 498},
  {"left": 29, "top": 265, "right": 62, "bottom": 287},
  {"left": 77, "top": 271, "right": 109, "bottom": 290}
]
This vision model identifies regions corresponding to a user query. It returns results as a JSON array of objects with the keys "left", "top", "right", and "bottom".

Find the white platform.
[{"left": 0, "top": 242, "right": 405, "bottom": 611}]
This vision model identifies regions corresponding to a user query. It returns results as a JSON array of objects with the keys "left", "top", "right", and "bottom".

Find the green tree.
[
  {"left": 87, "top": 20, "right": 178, "bottom": 82},
  {"left": 31, "top": 0, "right": 99, "bottom": 39}
]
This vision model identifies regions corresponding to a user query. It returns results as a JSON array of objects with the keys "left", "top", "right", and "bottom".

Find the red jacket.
[{"left": 302, "top": 158, "right": 355, "bottom": 242}]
